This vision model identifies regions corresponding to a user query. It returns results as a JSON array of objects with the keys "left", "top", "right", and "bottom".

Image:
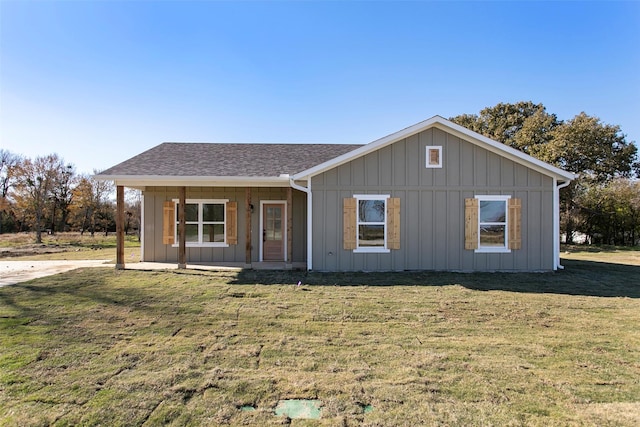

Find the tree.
[
  {"left": 542, "top": 112, "right": 639, "bottom": 183},
  {"left": 577, "top": 179, "right": 640, "bottom": 246},
  {"left": 0, "top": 150, "right": 22, "bottom": 233},
  {"left": 12, "top": 154, "right": 68, "bottom": 243},
  {"left": 450, "top": 101, "right": 560, "bottom": 155},
  {"left": 69, "top": 172, "right": 113, "bottom": 236},
  {"left": 125, "top": 188, "right": 142, "bottom": 241}
]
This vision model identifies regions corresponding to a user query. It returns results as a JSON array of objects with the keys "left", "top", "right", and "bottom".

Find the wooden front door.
[{"left": 263, "top": 203, "right": 285, "bottom": 261}]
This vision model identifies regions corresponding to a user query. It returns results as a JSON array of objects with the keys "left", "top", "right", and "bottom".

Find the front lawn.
[{"left": 0, "top": 254, "right": 639, "bottom": 425}]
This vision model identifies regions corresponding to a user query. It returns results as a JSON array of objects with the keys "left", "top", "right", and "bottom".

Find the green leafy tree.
[
  {"left": 578, "top": 179, "right": 640, "bottom": 245},
  {"left": 450, "top": 101, "right": 560, "bottom": 155},
  {"left": 541, "top": 112, "right": 638, "bottom": 183}
]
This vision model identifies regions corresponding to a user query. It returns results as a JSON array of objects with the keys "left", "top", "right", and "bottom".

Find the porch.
[{"left": 114, "top": 185, "right": 308, "bottom": 270}]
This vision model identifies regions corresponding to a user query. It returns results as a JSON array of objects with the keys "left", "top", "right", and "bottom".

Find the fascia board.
[
  {"left": 293, "top": 115, "right": 574, "bottom": 182},
  {"left": 93, "top": 175, "right": 291, "bottom": 188}
]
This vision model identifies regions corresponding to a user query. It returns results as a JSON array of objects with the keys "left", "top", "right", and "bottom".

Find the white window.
[
  {"left": 173, "top": 199, "right": 229, "bottom": 247},
  {"left": 476, "top": 195, "right": 510, "bottom": 253},
  {"left": 355, "top": 194, "right": 390, "bottom": 253},
  {"left": 425, "top": 146, "right": 443, "bottom": 168}
]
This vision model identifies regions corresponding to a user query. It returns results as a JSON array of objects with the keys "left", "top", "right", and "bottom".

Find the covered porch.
[{"left": 114, "top": 185, "right": 309, "bottom": 271}]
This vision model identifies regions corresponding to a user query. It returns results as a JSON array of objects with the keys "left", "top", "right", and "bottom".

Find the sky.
[{"left": 1, "top": 0, "right": 639, "bottom": 175}]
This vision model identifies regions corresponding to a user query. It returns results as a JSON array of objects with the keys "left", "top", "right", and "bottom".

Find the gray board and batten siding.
[
  {"left": 311, "top": 127, "right": 555, "bottom": 272},
  {"left": 142, "top": 186, "right": 307, "bottom": 264}
]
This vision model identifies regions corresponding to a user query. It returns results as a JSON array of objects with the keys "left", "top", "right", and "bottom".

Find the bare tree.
[
  {"left": 0, "top": 150, "right": 22, "bottom": 234},
  {"left": 70, "top": 172, "right": 114, "bottom": 236},
  {"left": 13, "top": 154, "right": 66, "bottom": 243}
]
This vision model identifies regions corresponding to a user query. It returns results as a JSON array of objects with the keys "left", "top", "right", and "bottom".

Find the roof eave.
[{"left": 93, "top": 174, "right": 292, "bottom": 188}]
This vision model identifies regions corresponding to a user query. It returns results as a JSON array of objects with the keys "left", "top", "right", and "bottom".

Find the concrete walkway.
[
  {"left": 0, "top": 260, "right": 304, "bottom": 287},
  {"left": 0, "top": 260, "right": 112, "bottom": 287}
]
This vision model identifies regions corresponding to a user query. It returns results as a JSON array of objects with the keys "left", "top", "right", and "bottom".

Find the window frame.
[
  {"left": 475, "top": 195, "right": 511, "bottom": 253},
  {"left": 425, "top": 146, "right": 443, "bottom": 168},
  {"left": 172, "top": 198, "right": 229, "bottom": 248},
  {"left": 354, "top": 194, "right": 391, "bottom": 253}
]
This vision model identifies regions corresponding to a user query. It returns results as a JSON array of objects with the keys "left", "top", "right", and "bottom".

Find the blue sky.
[{"left": 1, "top": 0, "right": 639, "bottom": 174}]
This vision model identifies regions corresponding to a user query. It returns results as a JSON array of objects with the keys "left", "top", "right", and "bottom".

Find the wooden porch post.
[
  {"left": 245, "top": 188, "right": 252, "bottom": 267},
  {"left": 178, "top": 186, "right": 186, "bottom": 269},
  {"left": 116, "top": 185, "right": 125, "bottom": 270},
  {"left": 286, "top": 187, "right": 293, "bottom": 267}
]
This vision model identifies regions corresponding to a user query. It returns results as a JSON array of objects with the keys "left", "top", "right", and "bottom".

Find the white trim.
[
  {"left": 554, "top": 179, "right": 571, "bottom": 270},
  {"left": 474, "top": 195, "right": 511, "bottom": 254},
  {"left": 171, "top": 198, "right": 230, "bottom": 248},
  {"left": 354, "top": 248, "right": 391, "bottom": 254},
  {"left": 425, "top": 146, "right": 443, "bottom": 168},
  {"left": 292, "top": 116, "right": 575, "bottom": 182},
  {"left": 259, "top": 200, "right": 287, "bottom": 262},
  {"left": 289, "top": 178, "right": 313, "bottom": 271}
]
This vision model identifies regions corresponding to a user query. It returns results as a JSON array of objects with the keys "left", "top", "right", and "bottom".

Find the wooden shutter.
[
  {"left": 387, "top": 197, "right": 401, "bottom": 250},
  {"left": 162, "top": 201, "right": 175, "bottom": 245},
  {"left": 508, "top": 198, "right": 522, "bottom": 250},
  {"left": 343, "top": 198, "right": 357, "bottom": 250},
  {"left": 464, "top": 198, "right": 479, "bottom": 250},
  {"left": 226, "top": 201, "right": 238, "bottom": 245}
]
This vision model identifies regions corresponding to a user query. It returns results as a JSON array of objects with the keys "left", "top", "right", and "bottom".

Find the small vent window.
[{"left": 426, "top": 146, "right": 442, "bottom": 168}]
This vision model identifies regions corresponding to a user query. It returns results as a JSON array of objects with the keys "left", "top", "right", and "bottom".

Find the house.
[{"left": 95, "top": 116, "right": 574, "bottom": 272}]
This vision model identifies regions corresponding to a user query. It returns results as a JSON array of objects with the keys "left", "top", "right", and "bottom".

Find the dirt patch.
[{"left": 0, "top": 245, "right": 70, "bottom": 258}]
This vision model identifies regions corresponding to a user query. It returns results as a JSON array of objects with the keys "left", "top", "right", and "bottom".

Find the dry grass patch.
[
  {"left": 0, "top": 232, "right": 140, "bottom": 262},
  {"left": 1, "top": 254, "right": 639, "bottom": 425}
]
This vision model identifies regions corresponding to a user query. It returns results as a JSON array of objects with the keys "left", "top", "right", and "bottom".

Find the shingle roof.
[{"left": 99, "top": 143, "right": 363, "bottom": 177}]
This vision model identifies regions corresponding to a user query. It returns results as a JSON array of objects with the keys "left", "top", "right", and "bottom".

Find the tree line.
[
  {"left": 451, "top": 101, "right": 639, "bottom": 246},
  {"left": 0, "top": 151, "right": 141, "bottom": 243}
]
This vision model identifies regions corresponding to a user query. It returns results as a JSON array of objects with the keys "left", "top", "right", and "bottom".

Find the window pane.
[
  {"left": 480, "top": 225, "right": 505, "bottom": 247},
  {"left": 185, "top": 204, "right": 198, "bottom": 222},
  {"left": 358, "top": 200, "right": 385, "bottom": 222},
  {"left": 480, "top": 200, "right": 506, "bottom": 223},
  {"left": 203, "top": 224, "right": 225, "bottom": 243},
  {"left": 359, "top": 224, "right": 385, "bottom": 247},
  {"left": 203, "top": 203, "right": 224, "bottom": 222},
  {"left": 185, "top": 224, "right": 199, "bottom": 242}
]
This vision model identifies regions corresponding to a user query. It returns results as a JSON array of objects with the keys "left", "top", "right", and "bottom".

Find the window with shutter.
[
  {"left": 465, "top": 196, "right": 521, "bottom": 253},
  {"left": 171, "top": 199, "right": 233, "bottom": 247},
  {"left": 344, "top": 195, "right": 399, "bottom": 253}
]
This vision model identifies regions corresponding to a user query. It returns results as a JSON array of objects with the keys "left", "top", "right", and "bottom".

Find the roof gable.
[{"left": 292, "top": 116, "right": 574, "bottom": 182}]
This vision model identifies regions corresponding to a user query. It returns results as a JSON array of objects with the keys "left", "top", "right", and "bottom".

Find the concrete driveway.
[{"left": 0, "top": 260, "right": 112, "bottom": 287}]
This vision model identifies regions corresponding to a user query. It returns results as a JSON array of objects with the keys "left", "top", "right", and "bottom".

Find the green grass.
[{"left": 0, "top": 248, "right": 639, "bottom": 425}]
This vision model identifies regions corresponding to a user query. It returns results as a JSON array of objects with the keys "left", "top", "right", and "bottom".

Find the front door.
[{"left": 262, "top": 203, "right": 285, "bottom": 261}]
